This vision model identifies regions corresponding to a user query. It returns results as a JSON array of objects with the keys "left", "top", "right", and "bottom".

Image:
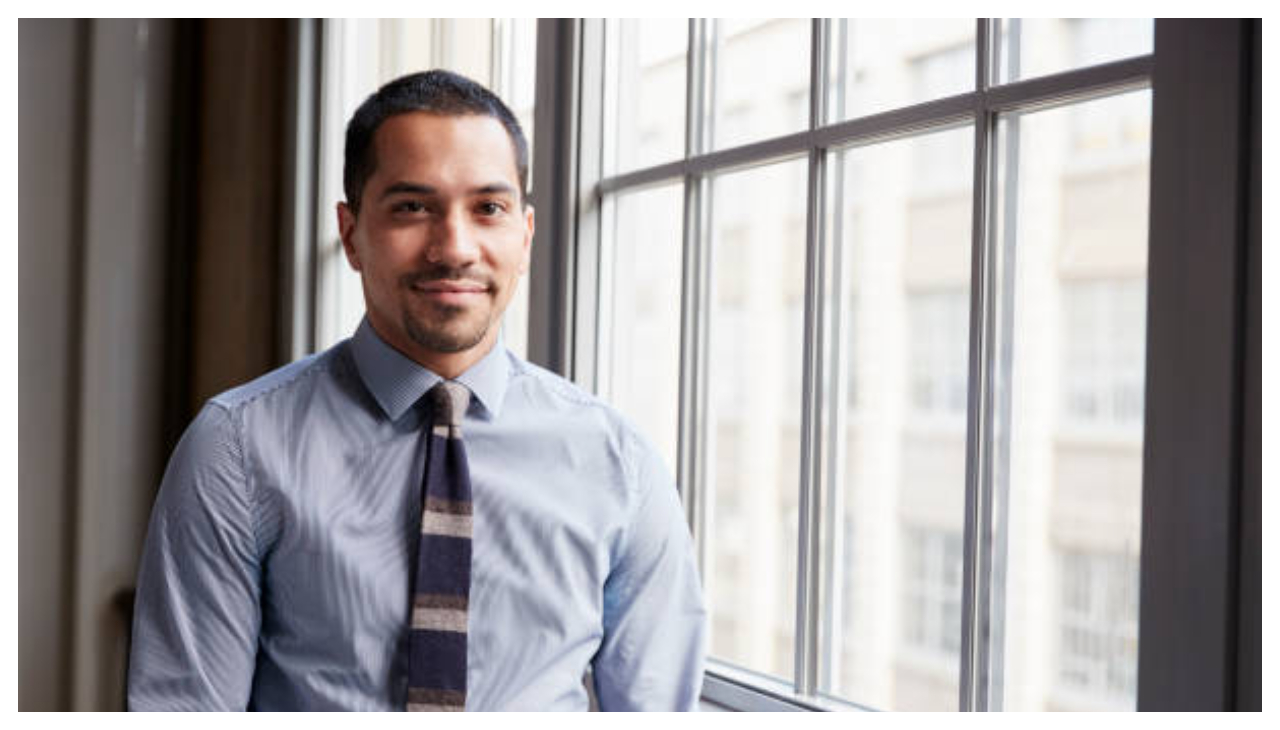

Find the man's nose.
[{"left": 426, "top": 210, "right": 481, "bottom": 267}]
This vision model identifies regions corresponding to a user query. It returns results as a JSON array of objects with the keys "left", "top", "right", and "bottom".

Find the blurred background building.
[{"left": 18, "top": 18, "right": 1259, "bottom": 712}]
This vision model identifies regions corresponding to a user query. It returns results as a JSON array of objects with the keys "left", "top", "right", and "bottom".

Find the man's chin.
[{"left": 403, "top": 313, "right": 491, "bottom": 355}]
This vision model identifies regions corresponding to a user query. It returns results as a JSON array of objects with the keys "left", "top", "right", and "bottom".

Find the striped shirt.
[{"left": 127, "top": 318, "right": 707, "bottom": 710}]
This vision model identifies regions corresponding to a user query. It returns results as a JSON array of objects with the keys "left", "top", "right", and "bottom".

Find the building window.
[
  {"left": 908, "top": 289, "right": 970, "bottom": 419},
  {"left": 901, "top": 527, "right": 964, "bottom": 658},
  {"left": 1062, "top": 279, "right": 1146, "bottom": 430},
  {"left": 1056, "top": 550, "right": 1139, "bottom": 707}
]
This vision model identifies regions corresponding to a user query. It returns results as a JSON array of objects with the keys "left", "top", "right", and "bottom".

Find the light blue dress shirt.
[{"left": 127, "top": 319, "right": 707, "bottom": 711}]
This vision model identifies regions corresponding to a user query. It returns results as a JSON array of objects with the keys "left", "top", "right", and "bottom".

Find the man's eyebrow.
[
  {"left": 379, "top": 182, "right": 438, "bottom": 200},
  {"left": 471, "top": 182, "right": 519, "bottom": 197},
  {"left": 379, "top": 181, "right": 520, "bottom": 200}
]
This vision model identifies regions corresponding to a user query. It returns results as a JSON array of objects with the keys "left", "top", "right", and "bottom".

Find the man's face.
[{"left": 337, "top": 112, "right": 534, "bottom": 368}]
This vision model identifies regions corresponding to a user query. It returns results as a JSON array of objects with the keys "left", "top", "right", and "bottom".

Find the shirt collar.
[{"left": 348, "top": 317, "right": 510, "bottom": 423}]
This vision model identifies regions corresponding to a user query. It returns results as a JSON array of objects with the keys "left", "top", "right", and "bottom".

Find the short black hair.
[{"left": 342, "top": 69, "right": 529, "bottom": 214}]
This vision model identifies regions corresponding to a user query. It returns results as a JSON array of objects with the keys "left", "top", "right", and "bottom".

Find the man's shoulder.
[
  {"left": 206, "top": 340, "right": 349, "bottom": 416},
  {"left": 505, "top": 352, "right": 640, "bottom": 431},
  {"left": 504, "top": 352, "right": 660, "bottom": 463},
  {"left": 505, "top": 353, "right": 603, "bottom": 411}
]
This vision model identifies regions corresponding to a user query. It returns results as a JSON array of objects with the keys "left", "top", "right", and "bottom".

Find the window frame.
[
  {"left": 546, "top": 18, "right": 1154, "bottom": 711},
  {"left": 517, "top": 18, "right": 1259, "bottom": 713},
  {"left": 289, "top": 17, "right": 1258, "bottom": 714}
]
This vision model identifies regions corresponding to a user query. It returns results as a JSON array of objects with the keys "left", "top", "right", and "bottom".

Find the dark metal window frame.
[{"left": 519, "top": 17, "right": 1259, "bottom": 712}]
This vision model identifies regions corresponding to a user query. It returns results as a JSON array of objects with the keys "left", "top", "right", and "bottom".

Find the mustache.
[{"left": 400, "top": 265, "right": 493, "bottom": 290}]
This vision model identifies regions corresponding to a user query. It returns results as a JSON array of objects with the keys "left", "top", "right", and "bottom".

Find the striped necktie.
[{"left": 406, "top": 381, "right": 473, "bottom": 711}]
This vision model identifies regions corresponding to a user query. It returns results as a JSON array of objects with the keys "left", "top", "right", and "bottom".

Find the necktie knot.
[{"left": 428, "top": 381, "right": 470, "bottom": 428}]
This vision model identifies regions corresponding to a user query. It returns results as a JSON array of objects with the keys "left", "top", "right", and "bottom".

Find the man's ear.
[
  {"left": 520, "top": 204, "right": 535, "bottom": 274},
  {"left": 337, "top": 202, "right": 362, "bottom": 272}
]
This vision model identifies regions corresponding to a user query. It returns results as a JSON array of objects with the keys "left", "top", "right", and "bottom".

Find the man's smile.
[{"left": 410, "top": 280, "right": 491, "bottom": 305}]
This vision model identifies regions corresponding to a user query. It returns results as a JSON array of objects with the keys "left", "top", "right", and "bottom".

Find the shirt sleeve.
[
  {"left": 591, "top": 433, "right": 708, "bottom": 711},
  {"left": 127, "top": 402, "right": 262, "bottom": 711}
]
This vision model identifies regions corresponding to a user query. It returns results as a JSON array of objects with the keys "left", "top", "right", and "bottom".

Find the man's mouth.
[{"left": 410, "top": 280, "right": 490, "bottom": 305}]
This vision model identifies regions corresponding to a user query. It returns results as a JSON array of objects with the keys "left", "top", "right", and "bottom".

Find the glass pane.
[
  {"left": 607, "top": 19, "right": 688, "bottom": 174},
  {"left": 706, "top": 158, "right": 808, "bottom": 680},
  {"left": 998, "top": 19, "right": 1153, "bottom": 85},
  {"left": 829, "top": 19, "right": 974, "bottom": 123},
  {"left": 995, "top": 90, "right": 1150, "bottom": 711},
  {"left": 712, "top": 19, "right": 810, "bottom": 151},
  {"left": 820, "top": 126, "right": 974, "bottom": 710},
  {"left": 601, "top": 184, "right": 684, "bottom": 470},
  {"left": 376, "top": 18, "right": 493, "bottom": 83},
  {"left": 492, "top": 18, "right": 539, "bottom": 359}
]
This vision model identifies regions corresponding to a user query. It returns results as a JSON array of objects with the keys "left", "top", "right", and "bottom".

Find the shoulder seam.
[
  {"left": 194, "top": 400, "right": 261, "bottom": 562},
  {"left": 208, "top": 351, "right": 340, "bottom": 561},
  {"left": 212, "top": 352, "right": 336, "bottom": 413},
  {"left": 236, "top": 403, "right": 261, "bottom": 561},
  {"left": 511, "top": 360, "right": 606, "bottom": 410}
]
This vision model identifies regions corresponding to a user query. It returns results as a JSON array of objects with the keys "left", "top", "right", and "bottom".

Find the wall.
[
  {"left": 18, "top": 18, "right": 85, "bottom": 712},
  {"left": 18, "top": 18, "right": 175, "bottom": 711}
]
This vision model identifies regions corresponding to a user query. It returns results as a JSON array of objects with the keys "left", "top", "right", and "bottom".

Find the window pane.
[
  {"left": 829, "top": 19, "right": 974, "bottom": 123},
  {"left": 606, "top": 19, "right": 687, "bottom": 174},
  {"left": 998, "top": 19, "right": 1153, "bottom": 85},
  {"left": 996, "top": 90, "right": 1150, "bottom": 711},
  {"left": 712, "top": 19, "right": 810, "bottom": 151},
  {"left": 821, "top": 127, "right": 974, "bottom": 710},
  {"left": 377, "top": 18, "right": 494, "bottom": 82},
  {"left": 706, "top": 158, "right": 808, "bottom": 680},
  {"left": 601, "top": 184, "right": 684, "bottom": 470},
  {"left": 492, "top": 18, "right": 539, "bottom": 359}
]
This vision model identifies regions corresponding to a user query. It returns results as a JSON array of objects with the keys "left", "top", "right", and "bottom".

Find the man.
[{"left": 128, "top": 69, "right": 707, "bottom": 711}]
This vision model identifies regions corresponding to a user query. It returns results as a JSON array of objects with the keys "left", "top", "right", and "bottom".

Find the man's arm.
[
  {"left": 128, "top": 403, "right": 262, "bottom": 711},
  {"left": 592, "top": 435, "right": 708, "bottom": 711}
]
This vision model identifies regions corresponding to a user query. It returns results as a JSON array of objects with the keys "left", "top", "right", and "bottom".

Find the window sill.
[{"left": 700, "top": 661, "right": 873, "bottom": 712}]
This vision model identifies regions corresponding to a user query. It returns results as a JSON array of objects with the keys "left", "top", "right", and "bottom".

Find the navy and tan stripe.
[
  {"left": 406, "top": 380, "right": 473, "bottom": 712},
  {"left": 425, "top": 497, "right": 471, "bottom": 515},
  {"left": 407, "top": 688, "right": 466, "bottom": 711},
  {"left": 412, "top": 605, "right": 469, "bottom": 632},
  {"left": 420, "top": 509, "right": 472, "bottom": 537},
  {"left": 415, "top": 593, "right": 468, "bottom": 610}
]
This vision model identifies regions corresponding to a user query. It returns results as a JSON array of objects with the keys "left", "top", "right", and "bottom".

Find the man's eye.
[
  {"left": 477, "top": 201, "right": 505, "bottom": 216},
  {"left": 393, "top": 201, "right": 427, "bottom": 214}
]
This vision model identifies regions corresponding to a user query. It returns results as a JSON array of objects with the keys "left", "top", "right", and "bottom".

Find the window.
[
  {"left": 831, "top": 19, "right": 975, "bottom": 121},
  {"left": 995, "top": 88, "right": 1150, "bottom": 711},
  {"left": 606, "top": 19, "right": 687, "bottom": 174},
  {"left": 998, "top": 18, "right": 1153, "bottom": 84},
  {"left": 704, "top": 159, "right": 808, "bottom": 680},
  {"left": 907, "top": 290, "right": 970, "bottom": 419},
  {"left": 600, "top": 184, "right": 684, "bottom": 469},
  {"left": 312, "top": 19, "right": 538, "bottom": 356},
  {"left": 901, "top": 527, "right": 964, "bottom": 659},
  {"left": 1055, "top": 550, "right": 1139, "bottom": 708},
  {"left": 571, "top": 18, "right": 1155, "bottom": 711},
  {"left": 291, "top": 18, "right": 1258, "bottom": 712},
  {"left": 712, "top": 19, "right": 810, "bottom": 150},
  {"left": 1062, "top": 279, "right": 1146, "bottom": 430}
]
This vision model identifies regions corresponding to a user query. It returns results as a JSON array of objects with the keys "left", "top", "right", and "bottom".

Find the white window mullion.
[
  {"left": 959, "top": 16, "right": 1002, "bottom": 713},
  {"left": 793, "top": 17, "right": 832, "bottom": 699}
]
